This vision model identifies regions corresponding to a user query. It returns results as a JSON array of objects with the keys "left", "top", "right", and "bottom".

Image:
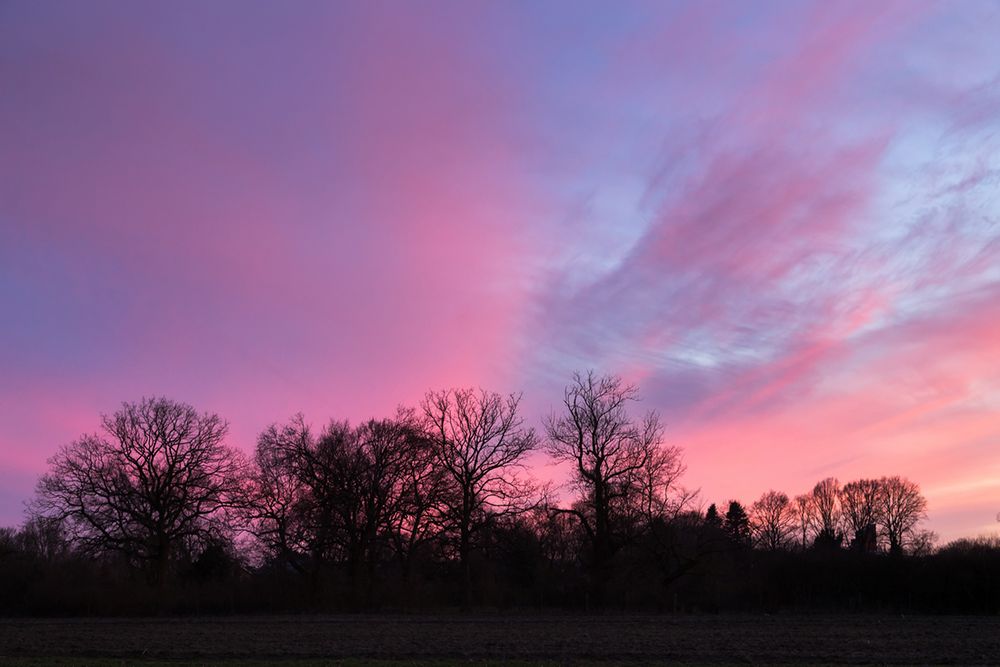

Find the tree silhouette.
[
  {"left": 750, "top": 491, "right": 795, "bottom": 551},
  {"left": 246, "top": 414, "right": 313, "bottom": 574},
  {"left": 422, "top": 387, "right": 537, "bottom": 608},
  {"left": 350, "top": 408, "right": 432, "bottom": 603},
  {"left": 839, "top": 479, "right": 882, "bottom": 553},
  {"left": 11, "top": 392, "right": 952, "bottom": 615},
  {"left": 723, "top": 500, "right": 752, "bottom": 548},
  {"left": 32, "top": 398, "right": 244, "bottom": 584},
  {"left": 877, "top": 476, "right": 927, "bottom": 556},
  {"left": 544, "top": 371, "right": 682, "bottom": 604},
  {"left": 792, "top": 494, "right": 812, "bottom": 551},
  {"left": 809, "top": 478, "right": 843, "bottom": 549},
  {"left": 385, "top": 415, "right": 446, "bottom": 589},
  {"left": 704, "top": 503, "right": 722, "bottom": 530},
  {"left": 248, "top": 409, "right": 436, "bottom": 605}
]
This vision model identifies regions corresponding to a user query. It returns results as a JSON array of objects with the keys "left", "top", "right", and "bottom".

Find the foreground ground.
[{"left": 2, "top": 614, "right": 999, "bottom": 665}]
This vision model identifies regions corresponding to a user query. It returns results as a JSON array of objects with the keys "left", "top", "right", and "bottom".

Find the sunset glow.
[{"left": 2, "top": 1, "right": 999, "bottom": 543}]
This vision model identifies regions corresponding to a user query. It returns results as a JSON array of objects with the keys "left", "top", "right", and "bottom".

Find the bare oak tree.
[
  {"left": 750, "top": 490, "right": 795, "bottom": 551},
  {"left": 544, "top": 371, "right": 684, "bottom": 601},
  {"left": 877, "top": 476, "right": 928, "bottom": 555},
  {"left": 810, "top": 477, "right": 842, "bottom": 548},
  {"left": 247, "top": 415, "right": 314, "bottom": 573},
  {"left": 422, "top": 387, "right": 537, "bottom": 607},
  {"left": 250, "top": 409, "right": 436, "bottom": 605},
  {"left": 839, "top": 478, "right": 882, "bottom": 552},
  {"left": 32, "top": 398, "right": 244, "bottom": 584},
  {"left": 792, "top": 494, "right": 813, "bottom": 551},
  {"left": 387, "top": 419, "right": 447, "bottom": 586},
  {"left": 351, "top": 408, "right": 430, "bottom": 602}
]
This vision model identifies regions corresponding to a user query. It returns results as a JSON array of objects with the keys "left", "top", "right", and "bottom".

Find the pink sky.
[{"left": 2, "top": 1, "right": 1000, "bottom": 543}]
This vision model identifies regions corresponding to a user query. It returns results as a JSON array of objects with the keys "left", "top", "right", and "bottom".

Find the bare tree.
[
  {"left": 32, "top": 398, "right": 244, "bottom": 584},
  {"left": 544, "top": 371, "right": 685, "bottom": 602},
  {"left": 387, "top": 420, "right": 447, "bottom": 586},
  {"left": 422, "top": 387, "right": 537, "bottom": 607},
  {"left": 634, "top": 440, "right": 691, "bottom": 522},
  {"left": 877, "top": 476, "right": 928, "bottom": 555},
  {"left": 248, "top": 415, "right": 365, "bottom": 589},
  {"left": 246, "top": 415, "right": 314, "bottom": 573},
  {"left": 3, "top": 516, "right": 71, "bottom": 563},
  {"left": 909, "top": 529, "right": 938, "bottom": 556},
  {"left": 792, "top": 494, "right": 813, "bottom": 551},
  {"left": 750, "top": 491, "right": 795, "bottom": 551},
  {"left": 531, "top": 501, "right": 584, "bottom": 570},
  {"left": 839, "top": 479, "right": 882, "bottom": 553},
  {"left": 249, "top": 409, "right": 434, "bottom": 605},
  {"left": 351, "top": 407, "right": 429, "bottom": 602},
  {"left": 810, "top": 477, "right": 842, "bottom": 548}
]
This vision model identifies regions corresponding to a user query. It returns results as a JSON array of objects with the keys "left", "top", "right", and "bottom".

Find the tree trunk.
[
  {"left": 591, "top": 483, "right": 610, "bottom": 607},
  {"left": 460, "top": 521, "right": 472, "bottom": 610}
]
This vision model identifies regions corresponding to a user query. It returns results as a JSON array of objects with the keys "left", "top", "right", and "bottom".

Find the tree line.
[{"left": 2, "top": 371, "right": 998, "bottom": 614}]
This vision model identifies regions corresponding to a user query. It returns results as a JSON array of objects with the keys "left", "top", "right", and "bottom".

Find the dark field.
[{"left": 2, "top": 614, "right": 1000, "bottom": 666}]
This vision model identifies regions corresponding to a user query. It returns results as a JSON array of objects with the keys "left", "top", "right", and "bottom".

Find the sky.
[{"left": 2, "top": 0, "right": 999, "bottom": 543}]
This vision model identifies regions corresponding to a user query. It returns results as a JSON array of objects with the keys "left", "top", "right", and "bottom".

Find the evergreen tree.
[
  {"left": 724, "top": 500, "right": 752, "bottom": 548},
  {"left": 704, "top": 503, "right": 722, "bottom": 529}
]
